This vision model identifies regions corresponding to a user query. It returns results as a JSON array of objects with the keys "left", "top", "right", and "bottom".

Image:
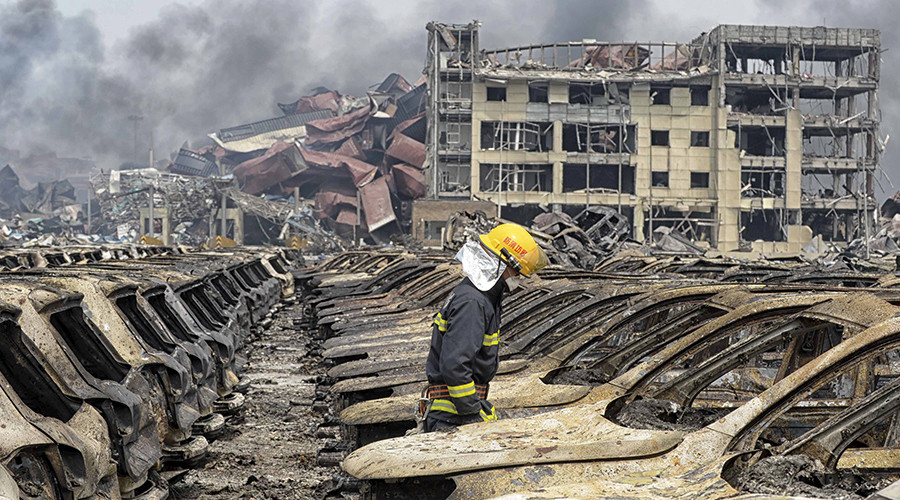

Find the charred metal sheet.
[
  {"left": 385, "top": 133, "right": 426, "bottom": 168},
  {"left": 297, "top": 146, "right": 378, "bottom": 187},
  {"left": 391, "top": 163, "right": 426, "bottom": 199},
  {"left": 234, "top": 141, "right": 301, "bottom": 195},
  {"left": 359, "top": 176, "right": 396, "bottom": 232},
  {"left": 304, "top": 104, "right": 372, "bottom": 147},
  {"left": 211, "top": 108, "right": 334, "bottom": 153}
]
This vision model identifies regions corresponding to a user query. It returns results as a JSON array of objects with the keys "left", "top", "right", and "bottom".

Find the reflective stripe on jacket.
[{"left": 425, "top": 277, "right": 503, "bottom": 416}]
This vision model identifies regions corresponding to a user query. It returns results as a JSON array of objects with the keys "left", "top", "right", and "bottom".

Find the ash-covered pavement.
[{"left": 170, "top": 295, "right": 343, "bottom": 499}]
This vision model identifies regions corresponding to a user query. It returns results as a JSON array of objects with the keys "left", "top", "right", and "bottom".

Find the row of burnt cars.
[
  {"left": 295, "top": 249, "right": 900, "bottom": 499},
  {"left": 0, "top": 244, "right": 298, "bottom": 499}
]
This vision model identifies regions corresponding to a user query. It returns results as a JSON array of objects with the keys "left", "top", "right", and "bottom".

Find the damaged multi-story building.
[{"left": 421, "top": 22, "right": 881, "bottom": 252}]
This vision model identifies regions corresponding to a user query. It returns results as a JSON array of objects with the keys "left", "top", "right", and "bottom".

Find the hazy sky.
[{"left": 6, "top": 0, "right": 897, "bottom": 195}]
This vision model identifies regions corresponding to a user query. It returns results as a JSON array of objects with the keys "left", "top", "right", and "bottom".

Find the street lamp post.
[{"left": 127, "top": 114, "right": 143, "bottom": 163}]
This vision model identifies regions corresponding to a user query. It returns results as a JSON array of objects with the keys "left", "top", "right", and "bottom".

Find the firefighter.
[{"left": 420, "top": 223, "right": 547, "bottom": 432}]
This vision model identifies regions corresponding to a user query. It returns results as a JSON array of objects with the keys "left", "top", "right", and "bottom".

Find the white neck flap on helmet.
[{"left": 454, "top": 240, "right": 507, "bottom": 292}]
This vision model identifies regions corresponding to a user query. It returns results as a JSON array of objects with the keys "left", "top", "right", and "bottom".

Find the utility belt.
[{"left": 418, "top": 383, "right": 489, "bottom": 416}]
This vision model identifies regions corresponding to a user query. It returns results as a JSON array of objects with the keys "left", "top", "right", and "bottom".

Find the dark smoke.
[
  {"left": 0, "top": 0, "right": 639, "bottom": 170},
  {"left": 21, "top": 0, "right": 899, "bottom": 197}
]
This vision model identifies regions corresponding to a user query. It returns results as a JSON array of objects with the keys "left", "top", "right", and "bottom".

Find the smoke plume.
[
  {"left": 0, "top": 0, "right": 639, "bottom": 170},
  {"left": 5, "top": 0, "right": 895, "bottom": 195}
]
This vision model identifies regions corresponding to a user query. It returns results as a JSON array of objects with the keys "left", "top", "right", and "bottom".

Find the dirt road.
[{"left": 170, "top": 297, "right": 343, "bottom": 499}]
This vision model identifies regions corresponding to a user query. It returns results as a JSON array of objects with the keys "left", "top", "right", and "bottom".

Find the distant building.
[{"left": 424, "top": 22, "right": 880, "bottom": 252}]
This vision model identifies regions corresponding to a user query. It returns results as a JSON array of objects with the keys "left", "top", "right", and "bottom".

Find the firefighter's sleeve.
[{"left": 438, "top": 299, "right": 486, "bottom": 415}]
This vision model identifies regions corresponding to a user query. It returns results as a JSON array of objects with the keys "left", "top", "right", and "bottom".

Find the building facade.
[{"left": 424, "top": 22, "right": 880, "bottom": 252}]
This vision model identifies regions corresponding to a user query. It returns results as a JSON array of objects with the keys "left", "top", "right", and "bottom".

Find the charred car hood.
[{"left": 342, "top": 401, "right": 683, "bottom": 479}]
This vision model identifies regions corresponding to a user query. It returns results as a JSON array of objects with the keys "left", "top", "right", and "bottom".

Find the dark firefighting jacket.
[{"left": 425, "top": 277, "right": 503, "bottom": 420}]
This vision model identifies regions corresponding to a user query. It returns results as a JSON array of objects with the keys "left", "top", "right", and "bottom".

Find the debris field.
[
  {"left": 10, "top": 234, "right": 900, "bottom": 499},
  {"left": 294, "top": 246, "right": 900, "bottom": 500}
]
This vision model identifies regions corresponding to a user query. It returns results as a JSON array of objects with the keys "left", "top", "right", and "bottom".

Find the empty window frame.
[
  {"left": 651, "top": 86, "right": 670, "bottom": 105},
  {"left": 801, "top": 171, "right": 863, "bottom": 199},
  {"left": 480, "top": 121, "right": 552, "bottom": 151},
  {"left": 562, "top": 124, "right": 633, "bottom": 153},
  {"left": 741, "top": 209, "right": 785, "bottom": 242},
  {"left": 486, "top": 86, "right": 507, "bottom": 101},
  {"left": 691, "top": 87, "right": 709, "bottom": 106},
  {"left": 609, "top": 83, "right": 630, "bottom": 104},
  {"left": 528, "top": 81, "right": 549, "bottom": 103},
  {"left": 423, "top": 221, "right": 446, "bottom": 240},
  {"left": 741, "top": 168, "right": 785, "bottom": 197},
  {"left": 562, "top": 163, "right": 636, "bottom": 194},
  {"left": 724, "top": 48, "right": 786, "bottom": 75},
  {"left": 802, "top": 135, "right": 867, "bottom": 159},
  {"left": 644, "top": 207, "right": 715, "bottom": 242},
  {"left": 440, "top": 121, "right": 463, "bottom": 146},
  {"left": 691, "top": 131, "right": 710, "bottom": 147},
  {"left": 801, "top": 210, "right": 853, "bottom": 242},
  {"left": 652, "top": 172, "right": 669, "bottom": 187},
  {"left": 479, "top": 163, "right": 553, "bottom": 192},
  {"left": 442, "top": 80, "right": 472, "bottom": 101},
  {"left": 691, "top": 172, "right": 710, "bottom": 188},
  {"left": 438, "top": 162, "right": 471, "bottom": 193},
  {"left": 569, "top": 83, "right": 606, "bottom": 105},
  {"left": 651, "top": 130, "right": 669, "bottom": 146},
  {"left": 725, "top": 87, "right": 782, "bottom": 114},
  {"left": 734, "top": 127, "right": 785, "bottom": 156}
]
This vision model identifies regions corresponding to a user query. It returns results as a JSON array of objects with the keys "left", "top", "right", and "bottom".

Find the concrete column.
[{"left": 552, "top": 161, "right": 563, "bottom": 194}]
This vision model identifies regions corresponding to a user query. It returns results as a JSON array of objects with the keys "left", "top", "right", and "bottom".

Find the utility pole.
[
  {"left": 87, "top": 188, "right": 92, "bottom": 234},
  {"left": 148, "top": 146, "right": 155, "bottom": 237},
  {"left": 218, "top": 159, "right": 227, "bottom": 240},
  {"left": 128, "top": 114, "right": 143, "bottom": 163}
]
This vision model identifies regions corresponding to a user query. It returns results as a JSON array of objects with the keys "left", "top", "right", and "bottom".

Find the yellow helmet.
[{"left": 478, "top": 223, "right": 548, "bottom": 277}]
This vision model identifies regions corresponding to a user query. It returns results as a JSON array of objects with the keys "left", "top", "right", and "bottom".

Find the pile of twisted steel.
[
  {"left": 298, "top": 249, "right": 900, "bottom": 499},
  {"left": 0, "top": 244, "right": 298, "bottom": 499}
]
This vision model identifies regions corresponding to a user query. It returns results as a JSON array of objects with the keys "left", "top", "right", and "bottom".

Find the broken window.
[
  {"left": 644, "top": 207, "right": 715, "bottom": 242},
  {"left": 801, "top": 171, "right": 863, "bottom": 200},
  {"left": 734, "top": 127, "right": 785, "bottom": 156},
  {"left": 486, "top": 86, "right": 507, "bottom": 101},
  {"left": 650, "top": 87, "right": 670, "bottom": 105},
  {"left": 438, "top": 161, "right": 471, "bottom": 193},
  {"left": 562, "top": 124, "right": 633, "bottom": 153},
  {"left": 612, "top": 84, "right": 630, "bottom": 104},
  {"left": 725, "top": 87, "right": 782, "bottom": 114},
  {"left": 691, "top": 172, "right": 710, "bottom": 188},
  {"left": 741, "top": 168, "right": 785, "bottom": 197},
  {"left": 479, "top": 163, "right": 553, "bottom": 192},
  {"left": 528, "top": 81, "right": 549, "bottom": 103},
  {"left": 568, "top": 83, "right": 606, "bottom": 105},
  {"left": 50, "top": 307, "right": 128, "bottom": 382},
  {"left": 439, "top": 121, "right": 471, "bottom": 150},
  {"left": 691, "top": 87, "right": 709, "bottom": 106},
  {"left": 802, "top": 210, "right": 853, "bottom": 242},
  {"left": 0, "top": 319, "right": 80, "bottom": 421},
  {"left": 441, "top": 122, "right": 461, "bottom": 145},
  {"left": 724, "top": 46, "right": 786, "bottom": 74},
  {"left": 741, "top": 209, "right": 785, "bottom": 242},
  {"left": 442, "top": 80, "right": 473, "bottom": 101},
  {"left": 480, "top": 121, "right": 552, "bottom": 151},
  {"left": 562, "top": 163, "right": 636, "bottom": 194},
  {"left": 690, "top": 131, "right": 710, "bottom": 147},
  {"left": 652, "top": 172, "right": 669, "bottom": 187},
  {"left": 651, "top": 130, "right": 669, "bottom": 146}
]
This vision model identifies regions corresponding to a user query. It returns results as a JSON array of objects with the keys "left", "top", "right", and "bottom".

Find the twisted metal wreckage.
[
  {"left": 0, "top": 243, "right": 299, "bottom": 498},
  {"left": 289, "top": 244, "right": 900, "bottom": 500}
]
